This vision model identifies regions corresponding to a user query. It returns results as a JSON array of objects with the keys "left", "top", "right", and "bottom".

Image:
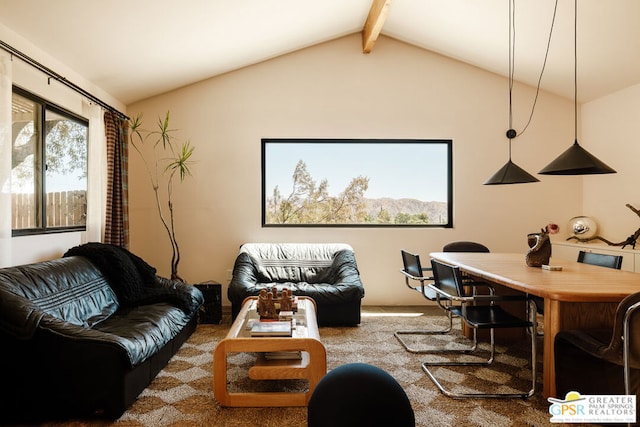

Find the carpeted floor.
[{"left": 38, "top": 307, "right": 578, "bottom": 427}]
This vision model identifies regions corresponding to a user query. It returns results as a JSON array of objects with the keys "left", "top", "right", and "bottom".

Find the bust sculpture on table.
[{"left": 526, "top": 223, "right": 559, "bottom": 267}]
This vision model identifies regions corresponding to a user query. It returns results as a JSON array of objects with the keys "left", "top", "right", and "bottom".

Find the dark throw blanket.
[{"left": 64, "top": 243, "right": 194, "bottom": 315}]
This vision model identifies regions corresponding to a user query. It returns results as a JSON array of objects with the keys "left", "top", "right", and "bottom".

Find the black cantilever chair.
[
  {"left": 441, "top": 240, "right": 491, "bottom": 286},
  {"left": 555, "top": 291, "right": 640, "bottom": 398},
  {"left": 395, "top": 244, "right": 493, "bottom": 354},
  {"left": 394, "top": 250, "right": 455, "bottom": 353},
  {"left": 422, "top": 259, "right": 537, "bottom": 399},
  {"left": 442, "top": 241, "right": 490, "bottom": 253}
]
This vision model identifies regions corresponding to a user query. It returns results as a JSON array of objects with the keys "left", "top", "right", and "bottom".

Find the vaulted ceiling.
[{"left": 1, "top": 0, "right": 639, "bottom": 105}]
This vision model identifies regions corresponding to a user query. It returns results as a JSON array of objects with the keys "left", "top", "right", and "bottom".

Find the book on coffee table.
[
  {"left": 250, "top": 321, "right": 292, "bottom": 337},
  {"left": 264, "top": 351, "right": 302, "bottom": 360}
]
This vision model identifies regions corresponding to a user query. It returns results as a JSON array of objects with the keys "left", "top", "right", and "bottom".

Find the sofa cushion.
[
  {"left": 91, "top": 304, "right": 194, "bottom": 366},
  {"left": 239, "top": 243, "right": 353, "bottom": 283},
  {"left": 0, "top": 257, "right": 118, "bottom": 337}
]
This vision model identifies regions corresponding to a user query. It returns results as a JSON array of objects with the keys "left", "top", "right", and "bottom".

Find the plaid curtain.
[{"left": 103, "top": 110, "right": 129, "bottom": 248}]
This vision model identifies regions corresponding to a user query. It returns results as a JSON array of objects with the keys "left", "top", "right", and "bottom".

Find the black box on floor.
[{"left": 194, "top": 281, "right": 222, "bottom": 324}]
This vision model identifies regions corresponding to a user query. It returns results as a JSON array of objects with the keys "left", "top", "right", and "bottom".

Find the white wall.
[
  {"left": 0, "top": 23, "right": 124, "bottom": 113},
  {"left": 581, "top": 83, "right": 640, "bottom": 242},
  {"left": 128, "top": 34, "right": 581, "bottom": 306}
]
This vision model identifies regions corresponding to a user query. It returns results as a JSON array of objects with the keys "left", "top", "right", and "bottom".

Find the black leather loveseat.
[
  {"left": 0, "top": 243, "right": 203, "bottom": 423},
  {"left": 228, "top": 243, "right": 365, "bottom": 326}
]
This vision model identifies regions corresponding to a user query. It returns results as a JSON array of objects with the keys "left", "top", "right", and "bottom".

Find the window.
[
  {"left": 262, "top": 138, "right": 453, "bottom": 227},
  {"left": 10, "top": 86, "right": 88, "bottom": 235}
]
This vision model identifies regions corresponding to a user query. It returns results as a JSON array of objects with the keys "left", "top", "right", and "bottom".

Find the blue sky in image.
[{"left": 264, "top": 141, "right": 449, "bottom": 202}]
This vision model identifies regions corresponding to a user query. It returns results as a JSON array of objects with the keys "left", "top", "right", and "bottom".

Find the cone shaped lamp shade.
[
  {"left": 538, "top": 140, "right": 616, "bottom": 175},
  {"left": 484, "top": 159, "right": 540, "bottom": 185},
  {"left": 540, "top": 1, "right": 616, "bottom": 176}
]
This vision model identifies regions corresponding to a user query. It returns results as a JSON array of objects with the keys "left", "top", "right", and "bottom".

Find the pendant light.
[
  {"left": 484, "top": 0, "right": 539, "bottom": 185},
  {"left": 539, "top": 0, "right": 615, "bottom": 175},
  {"left": 484, "top": 130, "right": 539, "bottom": 184}
]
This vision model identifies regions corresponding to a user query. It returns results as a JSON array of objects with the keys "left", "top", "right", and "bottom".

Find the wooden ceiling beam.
[{"left": 362, "top": 0, "right": 394, "bottom": 53}]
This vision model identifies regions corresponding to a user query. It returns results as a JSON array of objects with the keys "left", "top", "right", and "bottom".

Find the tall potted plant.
[{"left": 129, "top": 111, "right": 195, "bottom": 281}]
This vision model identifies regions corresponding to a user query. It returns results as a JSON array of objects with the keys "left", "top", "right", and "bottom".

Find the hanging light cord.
[
  {"left": 511, "top": 0, "right": 558, "bottom": 137},
  {"left": 573, "top": 0, "right": 578, "bottom": 141},
  {"left": 506, "top": 0, "right": 516, "bottom": 159},
  {"left": 508, "top": 0, "right": 515, "bottom": 133}
]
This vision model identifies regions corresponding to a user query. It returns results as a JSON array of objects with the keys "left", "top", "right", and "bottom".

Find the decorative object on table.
[
  {"left": 129, "top": 111, "right": 196, "bottom": 281},
  {"left": 256, "top": 287, "right": 298, "bottom": 320},
  {"left": 257, "top": 289, "right": 277, "bottom": 319},
  {"left": 567, "top": 216, "right": 598, "bottom": 240},
  {"left": 526, "top": 223, "right": 559, "bottom": 267},
  {"left": 566, "top": 204, "right": 640, "bottom": 249}
]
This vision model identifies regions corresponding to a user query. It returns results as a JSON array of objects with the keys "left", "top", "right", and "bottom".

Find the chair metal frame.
[
  {"left": 623, "top": 300, "right": 640, "bottom": 395},
  {"left": 394, "top": 250, "right": 456, "bottom": 353},
  {"left": 422, "top": 259, "right": 537, "bottom": 399},
  {"left": 395, "top": 249, "right": 493, "bottom": 354},
  {"left": 621, "top": 301, "right": 639, "bottom": 427}
]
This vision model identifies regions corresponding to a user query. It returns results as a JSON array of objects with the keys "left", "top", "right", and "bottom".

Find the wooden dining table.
[{"left": 429, "top": 251, "right": 640, "bottom": 398}]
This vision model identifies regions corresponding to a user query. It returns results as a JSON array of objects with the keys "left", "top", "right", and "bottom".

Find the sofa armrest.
[
  {"left": 0, "top": 287, "right": 44, "bottom": 339},
  {"left": 228, "top": 252, "right": 262, "bottom": 301},
  {"left": 317, "top": 250, "right": 365, "bottom": 288},
  {"left": 155, "top": 276, "right": 205, "bottom": 315},
  {"left": 37, "top": 303, "right": 196, "bottom": 368},
  {"left": 34, "top": 314, "right": 140, "bottom": 365}
]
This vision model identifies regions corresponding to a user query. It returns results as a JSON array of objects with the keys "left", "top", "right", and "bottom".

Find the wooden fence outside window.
[{"left": 12, "top": 190, "right": 87, "bottom": 229}]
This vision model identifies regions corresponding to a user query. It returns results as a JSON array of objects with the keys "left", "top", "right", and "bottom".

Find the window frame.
[
  {"left": 261, "top": 138, "right": 454, "bottom": 228},
  {"left": 11, "top": 85, "right": 89, "bottom": 236}
]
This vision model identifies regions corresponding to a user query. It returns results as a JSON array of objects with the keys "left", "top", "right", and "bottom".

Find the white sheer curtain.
[
  {"left": 0, "top": 51, "right": 12, "bottom": 267},
  {"left": 84, "top": 101, "right": 106, "bottom": 243}
]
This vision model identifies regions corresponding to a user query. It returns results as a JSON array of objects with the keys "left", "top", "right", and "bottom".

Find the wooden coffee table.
[{"left": 213, "top": 296, "right": 326, "bottom": 407}]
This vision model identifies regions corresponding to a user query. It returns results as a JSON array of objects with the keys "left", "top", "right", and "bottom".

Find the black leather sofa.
[
  {"left": 0, "top": 243, "right": 203, "bottom": 423},
  {"left": 228, "top": 243, "right": 365, "bottom": 326}
]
